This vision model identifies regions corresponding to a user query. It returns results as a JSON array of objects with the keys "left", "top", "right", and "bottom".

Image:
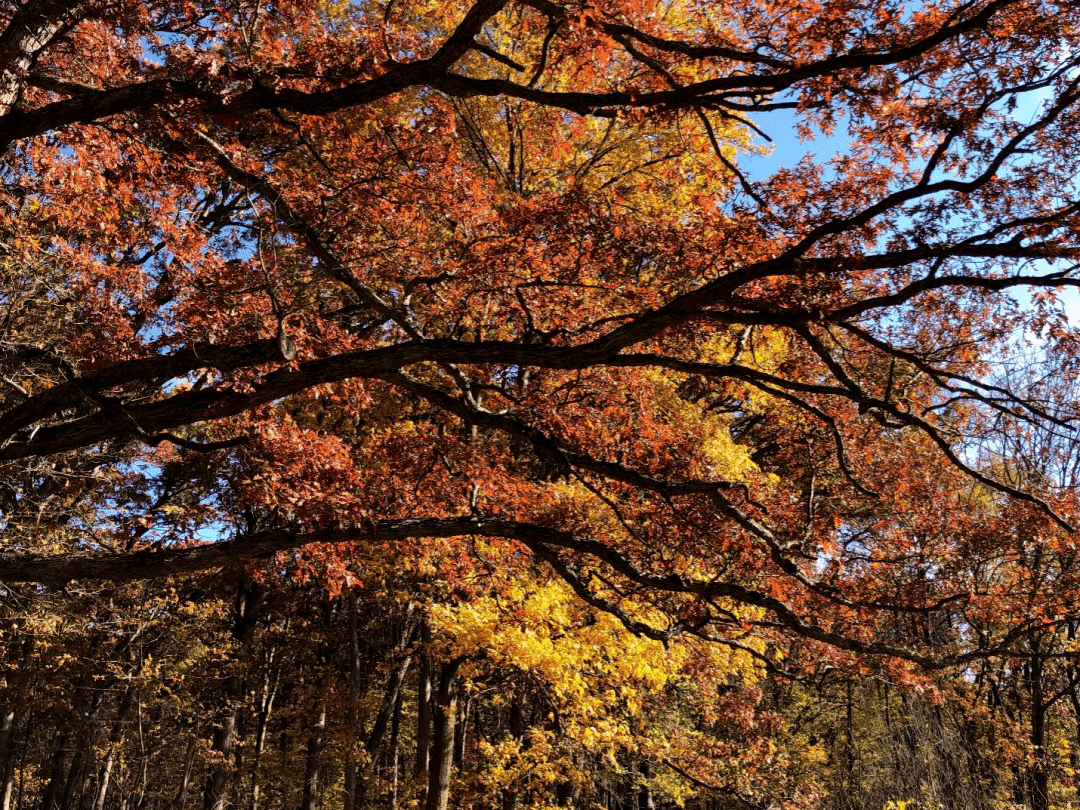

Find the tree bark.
[
  {"left": 247, "top": 646, "right": 282, "bottom": 810},
  {"left": 1029, "top": 648, "right": 1048, "bottom": 810},
  {"left": 171, "top": 736, "right": 198, "bottom": 810},
  {"left": 453, "top": 695, "right": 469, "bottom": 772},
  {"left": 638, "top": 761, "right": 655, "bottom": 810},
  {"left": 343, "top": 591, "right": 362, "bottom": 810},
  {"left": 501, "top": 697, "right": 525, "bottom": 810},
  {"left": 425, "top": 658, "right": 464, "bottom": 810},
  {"left": 388, "top": 682, "right": 404, "bottom": 810},
  {"left": 299, "top": 701, "right": 327, "bottom": 810},
  {"left": 202, "top": 583, "right": 266, "bottom": 810},
  {"left": 39, "top": 730, "right": 70, "bottom": 810},
  {"left": 414, "top": 621, "right": 433, "bottom": 780},
  {"left": 0, "top": 710, "right": 17, "bottom": 810},
  {"left": 366, "top": 639, "right": 415, "bottom": 767},
  {"left": 0, "top": 0, "right": 91, "bottom": 113},
  {"left": 92, "top": 687, "right": 135, "bottom": 810}
]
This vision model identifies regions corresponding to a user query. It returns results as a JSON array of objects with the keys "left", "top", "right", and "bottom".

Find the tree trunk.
[
  {"left": 636, "top": 761, "right": 655, "bottom": 810},
  {"left": 92, "top": 687, "right": 135, "bottom": 810},
  {"left": 1068, "top": 666, "right": 1080, "bottom": 810},
  {"left": 453, "top": 695, "right": 469, "bottom": 773},
  {"left": 842, "top": 680, "right": 856, "bottom": 796},
  {"left": 14, "top": 710, "right": 31, "bottom": 810},
  {"left": 59, "top": 689, "right": 105, "bottom": 810},
  {"left": 343, "top": 591, "right": 362, "bottom": 810},
  {"left": 0, "top": 710, "right": 17, "bottom": 810},
  {"left": 58, "top": 748, "right": 85, "bottom": 810},
  {"left": 299, "top": 702, "right": 327, "bottom": 810},
  {"left": 425, "top": 658, "right": 464, "bottom": 810},
  {"left": 388, "top": 683, "right": 404, "bottom": 810},
  {"left": 355, "top": 613, "right": 416, "bottom": 806},
  {"left": 202, "top": 583, "right": 266, "bottom": 810},
  {"left": 248, "top": 647, "right": 281, "bottom": 810},
  {"left": 414, "top": 623, "right": 433, "bottom": 781},
  {"left": 39, "top": 731, "right": 70, "bottom": 810},
  {"left": 1029, "top": 650, "right": 1048, "bottom": 810},
  {"left": 171, "top": 736, "right": 198, "bottom": 810},
  {"left": 501, "top": 698, "right": 525, "bottom": 810},
  {"left": 366, "top": 641, "right": 414, "bottom": 769}
]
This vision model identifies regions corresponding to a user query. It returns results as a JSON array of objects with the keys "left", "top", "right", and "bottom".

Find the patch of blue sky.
[
  {"left": 1005, "top": 64, "right": 1080, "bottom": 327},
  {"left": 731, "top": 77, "right": 1080, "bottom": 493},
  {"left": 738, "top": 73, "right": 1080, "bottom": 330},
  {"left": 97, "top": 456, "right": 238, "bottom": 550},
  {"left": 739, "top": 106, "right": 850, "bottom": 182}
]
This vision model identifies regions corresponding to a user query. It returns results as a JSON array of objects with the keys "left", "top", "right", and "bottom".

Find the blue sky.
[
  {"left": 740, "top": 107, "right": 850, "bottom": 180},
  {"left": 738, "top": 102, "right": 1080, "bottom": 328}
]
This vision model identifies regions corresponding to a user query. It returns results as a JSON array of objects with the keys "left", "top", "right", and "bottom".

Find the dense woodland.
[{"left": 4, "top": 0, "right": 1080, "bottom": 808}]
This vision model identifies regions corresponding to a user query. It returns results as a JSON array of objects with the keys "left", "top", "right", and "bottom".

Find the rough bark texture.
[{"left": 425, "top": 658, "right": 464, "bottom": 810}]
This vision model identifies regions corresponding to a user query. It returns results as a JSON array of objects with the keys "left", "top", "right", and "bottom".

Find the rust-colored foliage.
[{"left": 2, "top": 0, "right": 1080, "bottom": 805}]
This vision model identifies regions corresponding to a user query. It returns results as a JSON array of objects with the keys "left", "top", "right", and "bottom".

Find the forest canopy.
[{"left": 3, "top": 0, "right": 1080, "bottom": 809}]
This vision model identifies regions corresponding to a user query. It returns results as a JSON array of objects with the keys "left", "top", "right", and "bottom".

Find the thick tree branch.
[{"left": 0, "top": 513, "right": 1039, "bottom": 669}]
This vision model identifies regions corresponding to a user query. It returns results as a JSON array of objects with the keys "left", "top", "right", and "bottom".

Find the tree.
[{"left": 2, "top": 0, "right": 1080, "bottom": 722}]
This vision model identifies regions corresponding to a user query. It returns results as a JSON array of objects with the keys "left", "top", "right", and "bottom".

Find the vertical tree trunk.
[
  {"left": 452, "top": 695, "right": 469, "bottom": 772},
  {"left": 554, "top": 781, "right": 572, "bottom": 807},
  {"left": 365, "top": 644, "right": 414, "bottom": 768},
  {"left": 357, "top": 612, "right": 416, "bottom": 806},
  {"left": 0, "top": 710, "right": 18, "bottom": 810},
  {"left": 843, "top": 680, "right": 856, "bottom": 797},
  {"left": 171, "top": 736, "right": 198, "bottom": 810},
  {"left": 425, "top": 658, "right": 464, "bottom": 810},
  {"left": 247, "top": 648, "right": 282, "bottom": 810},
  {"left": 414, "top": 622, "right": 433, "bottom": 781},
  {"left": 299, "top": 702, "right": 327, "bottom": 810},
  {"left": 0, "top": 711, "right": 15, "bottom": 793},
  {"left": 58, "top": 750, "right": 85, "bottom": 810},
  {"left": 501, "top": 698, "right": 525, "bottom": 810},
  {"left": 1029, "top": 649, "right": 1048, "bottom": 810},
  {"left": 343, "top": 591, "right": 362, "bottom": 810},
  {"left": 39, "top": 731, "right": 70, "bottom": 810},
  {"left": 14, "top": 710, "right": 31, "bottom": 810},
  {"left": 202, "top": 583, "right": 266, "bottom": 810},
  {"left": 59, "top": 690, "right": 105, "bottom": 810},
  {"left": 388, "top": 685, "right": 404, "bottom": 810},
  {"left": 637, "top": 762, "right": 655, "bottom": 810},
  {"left": 202, "top": 686, "right": 239, "bottom": 810},
  {"left": 92, "top": 687, "right": 135, "bottom": 810},
  {"left": 1068, "top": 666, "right": 1080, "bottom": 809}
]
